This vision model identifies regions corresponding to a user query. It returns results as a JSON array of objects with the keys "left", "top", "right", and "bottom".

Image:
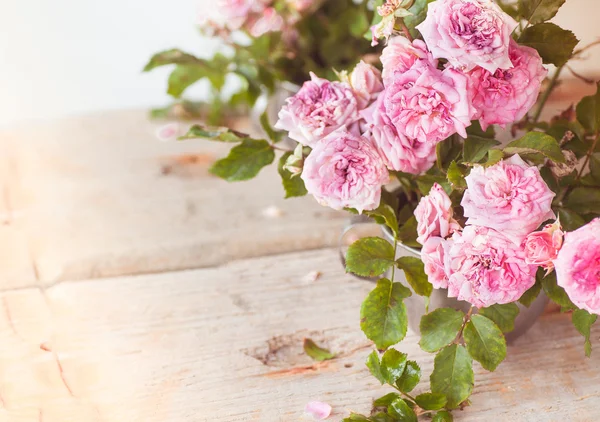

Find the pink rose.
[
  {"left": 350, "top": 61, "right": 384, "bottom": 109},
  {"left": 383, "top": 61, "right": 475, "bottom": 143},
  {"left": 416, "top": 0, "right": 518, "bottom": 73},
  {"left": 467, "top": 41, "right": 547, "bottom": 130},
  {"left": 380, "top": 37, "right": 437, "bottom": 86},
  {"left": 524, "top": 220, "right": 564, "bottom": 273},
  {"left": 361, "top": 96, "right": 437, "bottom": 174},
  {"left": 422, "top": 237, "right": 451, "bottom": 289},
  {"left": 250, "top": 8, "right": 284, "bottom": 37},
  {"left": 301, "top": 128, "right": 389, "bottom": 213},
  {"left": 461, "top": 154, "right": 556, "bottom": 243},
  {"left": 275, "top": 73, "right": 359, "bottom": 147},
  {"left": 415, "top": 183, "right": 461, "bottom": 245},
  {"left": 447, "top": 226, "right": 536, "bottom": 308},
  {"left": 208, "top": 0, "right": 268, "bottom": 30},
  {"left": 555, "top": 218, "right": 600, "bottom": 314}
]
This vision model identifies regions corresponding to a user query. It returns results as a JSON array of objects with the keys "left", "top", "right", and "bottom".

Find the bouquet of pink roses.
[{"left": 154, "top": 0, "right": 600, "bottom": 420}]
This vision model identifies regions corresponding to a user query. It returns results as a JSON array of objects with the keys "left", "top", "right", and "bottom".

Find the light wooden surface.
[{"left": 0, "top": 110, "right": 599, "bottom": 421}]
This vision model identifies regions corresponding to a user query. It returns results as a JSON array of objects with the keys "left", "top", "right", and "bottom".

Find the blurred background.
[{"left": 0, "top": 0, "right": 599, "bottom": 129}]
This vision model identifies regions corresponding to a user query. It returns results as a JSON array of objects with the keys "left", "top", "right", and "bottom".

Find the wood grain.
[{"left": 0, "top": 248, "right": 597, "bottom": 421}]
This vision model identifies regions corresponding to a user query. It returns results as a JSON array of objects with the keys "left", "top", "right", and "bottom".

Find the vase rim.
[{"left": 381, "top": 224, "right": 421, "bottom": 257}]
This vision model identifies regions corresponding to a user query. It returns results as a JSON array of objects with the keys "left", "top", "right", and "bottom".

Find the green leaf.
[
  {"left": 463, "top": 123, "right": 500, "bottom": 163},
  {"left": 373, "top": 393, "right": 401, "bottom": 407},
  {"left": 167, "top": 64, "right": 224, "bottom": 98},
  {"left": 564, "top": 187, "right": 600, "bottom": 215},
  {"left": 572, "top": 309, "right": 597, "bottom": 357},
  {"left": 366, "top": 204, "right": 399, "bottom": 237},
  {"left": 366, "top": 350, "right": 386, "bottom": 384},
  {"left": 558, "top": 208, "right": 587, "bottom": 231},
  {"left": 143, "top": 48, "right": 205, "bottom": 71},
  {"left": 388, "top": 398, "right": 417, "bottom": 422},
  {"left": 430, "top": 344, "right": 474, "bottom": 409},
  {"left": 519, "top": 23, "right": 579, "bottom": 67},
  {"left": 342, "top": 414, "right": 371, "bottom": 422},
  {"left": 416, "top": 175, "right": 450, "bottom": 196},
  {"left": 519, "top": 278, "right": 543, "bottom": 307},
  {"left": 479, "top": 304, "right": 520, "bottom": 333},
  {"left": 381, "top": 349, "right": 408, "bottom": 384},
  {"left": 576, "top": 83, "right": 600, "bottom": 133},
  {"left": 278, "top": 153, "right": 307, "bottom": 199},
  {"left": 404, "top": 0, "right": 434, "bottom": 38},
  {"left": 463, "top": 314, "right": 507, "bottom": 371},
  {"left": 484, "top": 149, "right": 504, "bottom": 167},
  {"left": 432, "top": 411, "right": 454, "bottom": 422},
  {"left": 259, "top": 111, "right": 282, "bottom": 143},
  {"left": 519, "top": 0, "right": 566, "bottom": 24},
  {"left": 415, "top": 392, "right": 447, "bottom": 411},
  {"left": 361, "top": 279, "right": 411, "bottom": 350},
  {"left": 396, "top": 257, "right": 432, "bottom": 297},
  {"left": 541, "top": 270, "right": 576, "bottom": 309},
  {"left": 210, "top": 139, "right": 275, "bottom": 181},
  {"left": 179, "top": 125, "right": 247, "bottom": 142},
  {"left": 590, "top": 153, "right": 600, "bottom": 183},
  {"left": 369, "top": 413, "right": 396, "bottom": 422},
  {"left": 303, "top": 338, "right": 335, "bottom": 362},
  {"left": 504, "top": 132, "right": 565, "bottom": 163},
  {"left": 420, "top": 308, "right": 465, "bottom": 353},
  {"left": 396, "top": 360, "right": 421, "bottom": 393},
  {"left": 346, "top": 237, "right": 395, "bottom": 278},
  {"left": 397, "top": 216, "right": 420, "bottom": 249},
  {"left": 447, "top": 161, "right": 467, "bottom": 190}
]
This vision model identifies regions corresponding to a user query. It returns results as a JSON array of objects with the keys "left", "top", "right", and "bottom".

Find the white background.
[{"left": 0, "top": 0, "right": 598, "bottom": 128}]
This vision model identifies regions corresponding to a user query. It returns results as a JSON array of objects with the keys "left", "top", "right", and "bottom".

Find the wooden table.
[{"left": 0, "top": 110, "right": 599, "bottom": 421}]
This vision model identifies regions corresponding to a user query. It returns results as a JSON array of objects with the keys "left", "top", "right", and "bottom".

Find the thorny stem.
[{"left": 532, "top": 65, "right": 564, "bottom": 124}]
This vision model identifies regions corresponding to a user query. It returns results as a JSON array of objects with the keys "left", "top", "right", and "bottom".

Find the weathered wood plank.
[
  {"left": 0, "top": 111, "right": 346, "bottom": 285},
  {"left": 0, "top": 248, "right": 597, "bottom": 421}
]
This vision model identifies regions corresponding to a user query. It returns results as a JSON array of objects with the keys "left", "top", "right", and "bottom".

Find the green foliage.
[
  {"left": 167, "top": 64, "right": 225, "bottom": 98},
  {"left": 381, "top": 349, "right": 408, "bottom": 384},
  {"left": 366, "top": 350, "right": 386, "bottom": 384},
  {"left": 396, "top": 257, "right": 432, "bottom": 297},
  {"left": 420, "top": 308, "right": 465, "bottom": 353},
  {"left": 342, "top": 414, "right": 371, "bottom": 422},
  {"left": 572, "top": 310, "right": 597, "bottom": 357},
  {"left": 278, "top": 153, "right": 307, "bottom": 198},
  {"left": 463, "top": 123, "right": 500, "bottom": 164},
  {"left": 519, "top": 23, "right": 579, "bottom": 67},
  {"left": 388, "top": 398, "right": 417, "bottom": 422},
  {"left": 432, "top": 411, "right": 454, "bottom": 422},
  {"left": 179, "top": 125, "right": 247, "bottom": 142},
  {"left": 360, "top": 279, "right": 411, "bottom": 350},
  {"left": 367, "top": 204, "right": 399, "bottom": 237},
  {"left": 397, "top": 216, "right": 420, "bottom": 249},
  {"left": 346, "top": 237, "right": 396, "bottom": 278},
  {"left": 415, "top": 392, "right": 447, "bottom": 411},
  {"left": 404, "top": 0, "right": 435, "bottom": 38},
  {"left": 519, "top": 279, "right": 543, "bottom": 307},
  {"left": 447, "top": 161, "right": 467, "bottom": 190},
  {"left": 576, "top": 82, "right": 600, "bottom": 133},
  {"left": 143, "top": 48, "right": 206, "bottom": 71},
  {"left": 210, "top": 139, "right": 275, "bottom": 181},
  {"left": 504, "top": 132, "right": 565, "bottom": 163},
  {"left": 373, "top": 393, "right": 401, "bottom": 407},
  {"left": 479, "top": 303, "right": 520, "bottom": 333},
  {"left": 396, "top": 360, "right": 421, "bottom": 393},
  {"left": 564, "top": 187, "right": 600, "bottom": 215},
  {"left": 259, "top": 111, "right": 282, "bottom": 143},
  {"left": 519, "top": 0, "right": 566, "bottom": 24},
  {"left": 303, "top": 338, "right": 335, "bottom": 361},
  {"left": 463, "top": 314, "right": 507, "bottom": 371},
  {"left": 484, "top": 149, "right": 505, "bottom": 167},
  {"left": 540, "top": 270, "right": 576, "bottom": 310},
  {"left": 430, "top": 344, "right": 474, "bottom": 409}
]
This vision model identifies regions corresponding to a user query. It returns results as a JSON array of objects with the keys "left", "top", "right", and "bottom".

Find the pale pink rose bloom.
[
  {"left": 555, "top": 218, "right": 600, "bottom": 314},
  {"left": 205, "top": 0, "right": 267, "bottom": 30},
  {"left": 275, "top": 73, "right": 359, "bottom": 147},
  {"left": 350, "top": 61, "right": 384, "bottom": 109},
  {"left": 447, "top": 226, "right": 536, "bottom": 308},
  {"left": 524, "top": 220, "right": 564, "bottom": 273},
  {"left": 417, "top": 0, "right": 518, "bottom": 73},
  {"left": 384, "top": 61, "right": 475, "bottom": 143},
  {"left": 415, "top": 183, "right": 461, "bottom": 245},
  {"left": 467, "top": 41, "right": 547, "bottom": 130},
  {"left": 380, "top": 37, "right": 437, "bottom": 86},
  {"left": 461, "top": 154, "right": 556, "bottom": 243},
  {"left": 422, "top": 236, "right": 451, "bottom": 289},
  {"left": 250, "top": 8, "right": 284, "bottom": 37},
  {"left": 305, "top": 401, "right": 332, "bottom": 420},
  {"left": 301, "top": 128, "right": 389, "bottom": 213},
  {"left": 361, "top": 96, "right": 437, "bottom": 174}
]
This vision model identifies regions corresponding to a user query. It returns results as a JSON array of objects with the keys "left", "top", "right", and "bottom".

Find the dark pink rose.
[
  {"left": 467, "top": 41, "right": 547, "bottom": 130},
  {"left": 555, "top": 218, "right": 600, "bottom": 314},
  {"left": 447, "top": 226, "right": 536, "bottom": 308},
  {"left": 524, "top": 220, "right": 563, "bottom": 273},
  {"left": 301, "top": 128, "right": 389, "bottom": 213},
  {"left": 461, "top": 154, "right": 556, "bottom": 243},
  {"left": 417, "top": 0, "right": 518, "bottom": 73},
  {"left": 275, "top": 73, "right": 359, "bottom": 147}
]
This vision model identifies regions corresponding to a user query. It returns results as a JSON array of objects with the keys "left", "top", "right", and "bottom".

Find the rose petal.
[{"left": 305, "top": 401, "right": 332, "bottom": 420}]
